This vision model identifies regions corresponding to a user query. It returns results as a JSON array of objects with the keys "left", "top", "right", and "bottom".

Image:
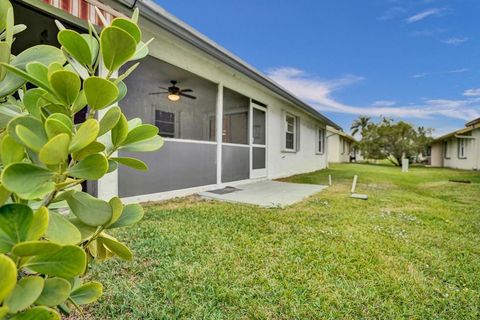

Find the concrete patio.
[{"left": 199, "top": 180, "right": 327, "bottom": 208}]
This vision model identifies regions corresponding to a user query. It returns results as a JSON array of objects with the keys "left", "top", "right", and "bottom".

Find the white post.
[
  {"left": 328, "top": 174, "right": 332, "bottom": 186},
  {"left": 402, "top": 159, "right": 409, "bottom": 172},
  {"left": 351, "top": 175, "right": 358, "bottom": 193},
  {"left": 216, "top": 83, "right": 223, "bottom": 185},
  {"left": 96, "top": 63, "right": 118, "bottom": 200}
]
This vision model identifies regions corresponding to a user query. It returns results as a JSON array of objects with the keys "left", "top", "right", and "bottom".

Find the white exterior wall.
[
  {"left": 442, "top": 130, "right": 480, "bottom": 170},
  {"left": 430, "top": 142, "right": 443, "bottom": 167},
  {"left": 326, "top": 130, "right": 354, "bottom": 163}
]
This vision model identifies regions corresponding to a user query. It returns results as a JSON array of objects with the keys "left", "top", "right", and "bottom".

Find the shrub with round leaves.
[{"left": 0, "top": 1, "right": 160, "bottom": 318}]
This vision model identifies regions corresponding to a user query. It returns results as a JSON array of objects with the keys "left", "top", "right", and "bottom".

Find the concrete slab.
[{"left": 199, "top": 180, "right": 326, "bottom": 208}]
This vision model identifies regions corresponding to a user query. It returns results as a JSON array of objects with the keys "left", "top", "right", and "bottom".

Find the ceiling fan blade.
[
  {"left": 180, "top": 89, "right": 193, "bottom": 93},
  {"left": 149, "top": 92, "right": 168, "bottom": 95},
  {"left": 180, "top": 93, "right": 197, "bottom": 99}
]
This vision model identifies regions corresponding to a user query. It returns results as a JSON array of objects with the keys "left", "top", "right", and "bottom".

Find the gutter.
[{"left": 114, "top": 0, "right": 342, "bottom": 130}]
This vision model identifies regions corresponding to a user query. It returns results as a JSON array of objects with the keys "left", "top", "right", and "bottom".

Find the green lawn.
[{"left": 86, "top": 164, "right": 480, "bottom": 319}]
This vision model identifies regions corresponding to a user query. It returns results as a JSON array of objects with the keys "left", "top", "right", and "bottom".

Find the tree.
[
  {"left": 350, "top": 115, "right": 371, "bottom": 136},
  {"left": 356, "top": 117, "right": 433, "bottom": 166},
  {"left": 0, "top": 1, "right": 162, "bottom": 318}
]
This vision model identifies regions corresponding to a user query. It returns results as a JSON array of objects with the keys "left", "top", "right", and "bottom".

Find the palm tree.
[{"left": 350, "top": 116, "right": 371, "bottom": 136}]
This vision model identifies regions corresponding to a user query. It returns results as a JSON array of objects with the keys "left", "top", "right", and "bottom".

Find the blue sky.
[{"left": 155, "top": 0, "right": 480, "bottom": 136}]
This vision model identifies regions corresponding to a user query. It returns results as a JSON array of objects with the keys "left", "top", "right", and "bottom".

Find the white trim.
[
  {"left": 121, "top": 177, "right": 267, "bottom": 204},
  {"left": 250, "top": 102, "right": 268, "bottom": 178},
  {"left": 283, "top": 112, "right": 297, "bottom": 152},
  {"left": 162, "top": 137, "right": 217, "bottom": 145},
  {"left": 222, "top": 142, "right": 249, "bottom": 148},
  {"left": 316, "top": 126, "right": 326, "bottom": 155},
  {"left": 216, "top": 83, "right": 223, "bottom": 184}
]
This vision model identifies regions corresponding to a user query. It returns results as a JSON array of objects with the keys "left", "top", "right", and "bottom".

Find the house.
[
  {"left": 429, "top": 118, "right": 480, "bottom": 170},
  {"left": 326, "top": 126, "right": 360, "bottom": 163},
  {"left": 11, "top": 0, "right": 342, "bottom": 202}
]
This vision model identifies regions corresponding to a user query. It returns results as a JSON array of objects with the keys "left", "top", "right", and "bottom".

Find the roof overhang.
[{"left": 113, "top": 0, "right": 342, "bottom": 130}]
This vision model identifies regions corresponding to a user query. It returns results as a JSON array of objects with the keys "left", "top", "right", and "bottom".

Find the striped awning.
[{"left": 42, "top": 0, "right": 123, "bottom": 26}]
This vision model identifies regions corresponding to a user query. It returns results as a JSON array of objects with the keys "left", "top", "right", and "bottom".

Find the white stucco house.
[
  {"left": 430, "top": 118, "right": 480, "bottom": 170},
  {"left": 13, "top": 0, "right": 344, "bottom": 202},
  {"left": 326, "top": 126, "right": 360, "bottom": 163}
]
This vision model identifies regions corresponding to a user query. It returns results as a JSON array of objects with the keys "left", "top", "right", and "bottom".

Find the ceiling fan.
[{"left": 149, "top": 80, "right": 197, "bottom": 101}]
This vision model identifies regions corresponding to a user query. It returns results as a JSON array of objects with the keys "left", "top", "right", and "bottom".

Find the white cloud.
[
  {"left": 411, "top": 68, "right": 470, "bottom": 79},
  {"left": 406, "top": 8, "right": 445, "bottom": 23},
  {"left": 267, "top": 67, "right": 480, "bottom": 121},
  {"left": 441, "top": 37, "right": 469, "bottom": 45},
  {"left": 411, "top": 73, "right": 427, "bottom": 78},
  {"left": 372, "top": 100, "right": 396, "bottom": 107},
  {"left": 464, "top": 88, "right": 480, "bottom": 97}
]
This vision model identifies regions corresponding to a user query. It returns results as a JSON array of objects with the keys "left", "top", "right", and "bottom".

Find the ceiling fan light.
[{"left": 168, "top": 93, "right": 180, "bottom": 102}]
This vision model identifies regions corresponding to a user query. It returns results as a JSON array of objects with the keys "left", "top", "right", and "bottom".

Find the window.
[
  {"left": 341, "top": 138, "right": 346, "bottom": 154},
  {"left": 443, "top": 141, "right": 450, "bottom": 159},
  {"left": 285, "top": 113, "right": 296, "bottom": 151},
  {"left": 317, "top": 127, "right": 325, "bottom": 154},
  {"left": 458, "top": 139, "right": 467, "bottom": 159},
  {"left": 155, "top": 110, "right": 175, "bottom": 138}
]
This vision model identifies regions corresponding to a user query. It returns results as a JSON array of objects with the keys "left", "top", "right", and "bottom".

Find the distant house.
[
  {"left": 430, "top": 118, "right": 480, "bottom": 170},
  {"left": 326, "top": 126, "right": 361, "bottom": 163},
  {"left": 13, "top": 0, "right": 343, "bottom": 202}
]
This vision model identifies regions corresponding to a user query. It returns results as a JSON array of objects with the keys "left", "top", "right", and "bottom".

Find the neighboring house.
[
  {"left": 326, "top": 126, "right": 361, "bottom": 163},
  {"left": 430, "top": 118, "right": 480, "bottom": 170},
  {"left": 12, "top": 0, "right": 342, "bottom": 202}
]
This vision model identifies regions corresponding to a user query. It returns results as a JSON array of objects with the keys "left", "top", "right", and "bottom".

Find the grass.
[{"left": 86, "top": 163, "right": 480, "bottom": 319}]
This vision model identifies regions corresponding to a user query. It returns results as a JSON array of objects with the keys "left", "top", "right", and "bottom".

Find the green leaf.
[
  {"left": 99, "top": 236, "right": 132, "bottom": 260},
  {"left": 0, "top": 254, "right": 16, "bottom": 303},
  {"left": 1, "top": 135, "right": 24, "bottom": 165},
  {"left": 84, "top": 76, "right": 118, "bottom": 110},
  {"left": 57, "top": 29, "right": 92, "bottom": 66},
  {"left": 111, "top": 157, "right": 147, "bottom": 171},
  {"left": 12, "top": 241, "right": 62, "bottom": 257},
  {"left": 7, "top": 116, "right": 47, "bottom": 147},
  {"left": 15, "top": 124, "right": 47, "bottom": 152},
  {"left": 25, "top": 62, "right": 49, "bottom": 88},
  {"left": 107, "top": 159, "right": 118, "bottom": 173},
  {"left": 72, "top": 141, "right": 105, "bottom": 161},
  {"left": 116, "top": 62, "right": 139, "bottom": 83},
  {"left": 39, "top": 133, "right": 70, "bottom": 165},
  {"left": 121, "top": 135, "right": 164, "bottom": 152},
  {"left": 108, "top": 197, "right": 123, "bottom": 226},
  {"left": 70, "top": 281, "right": 103, "bottom": 305},
  {"left": 46, "top": 211, "right": 81, "bottom": 245},
  {"left": 24, "top": 245, "right": 87, "bottom": 278},
  {"left": 0, "top": 306, "right": 8, "bottom": 318},
  {"left": 35, "top": 278, "right": 71, "bottom": 307},
  {"left": 123, "top": 124, "right": 158, "bottom": 145},
  {"left": 69, "top": 119, "right": 99, "bottom": 153},
  {"left": 100, "top": 26, "right": 137, "bottom": 72},
  {"left": 108, "top": 203, "right": 144, "bottom": 229},
  {"left": 129, "top": 40, "right": 151, "bottom": 61},
  {"left": 0, "top": 204, "right": 34, "bottom": 252},
  {"left": 67, "top": 153, "right": 108, "bottom": 180},
  {"left": 111, "top": 18, "right": 142, "bottom": 43},
  {"left": 4, "top": 276, "right": 44, "bottom": 313},
  {"left": 0, "top": 69, "right": 24, "bottom": 98},
  {"left": 9, "top": 306, "right": 60, "bottom": 320},
  {"left": 66, "top": 191, "right": 112, "bottom": 226},
  {"left": 12, "top": 45, "right": 66, "bottom": 70},
  {"left": 115, "top": 80, "right": 127, "bottom": 103},
  {"left": 0, "top": 0, "right": 12, "bottom": 31},
  {"left": 111, "top": 113, "right": 128, "bottom": 147},
  {"left": 27, "top": 207, "right": 50, "bottom": 242},
  {"left": 68, "top": 218, "right": 96, "bottom": 241},
  {"left": 0, "top": 42, "right": 10, "bottom": 81},
  {"left": 49, "top": 70, "right": 81, "bottom": 106},
  {"left": 0, "top": 184, "right": 10, "bottom": 206},
  {"left": 99, "top": 106, "right": 121, "bottom": 136},
  {"left": 45, "top": 113, "right": 73, "bottom": 139},
  {"left": 81, "top": 34, "right": 99, "bottom": 65},
  {"left": 1, "top": 63, "right": 54, "bottom": 95},
  {"left": 22, "top": 88, "right": 48, "bottom": 119},
  {"left": 72, "top": 90, "right": 87, "bottom": 114},
  {"left": 1, "top": 163, "right": 55, "bottom": 197}
]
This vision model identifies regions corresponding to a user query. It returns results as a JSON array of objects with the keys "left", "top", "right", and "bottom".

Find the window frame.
[
  {"left": 316, "top": 126, "right": 325, "bottom": 155},
  {"left": 155, "top": 110, "right": 176, "bottom": 138},
  {"left": 458, "top": 138, "right": 467, "bottom": 159},
  {"left": 443, "top": 140, "right": 450, "bottom": 159},
  {"left": 284, "top": 112, "right": 297, "bottom": 152}
]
